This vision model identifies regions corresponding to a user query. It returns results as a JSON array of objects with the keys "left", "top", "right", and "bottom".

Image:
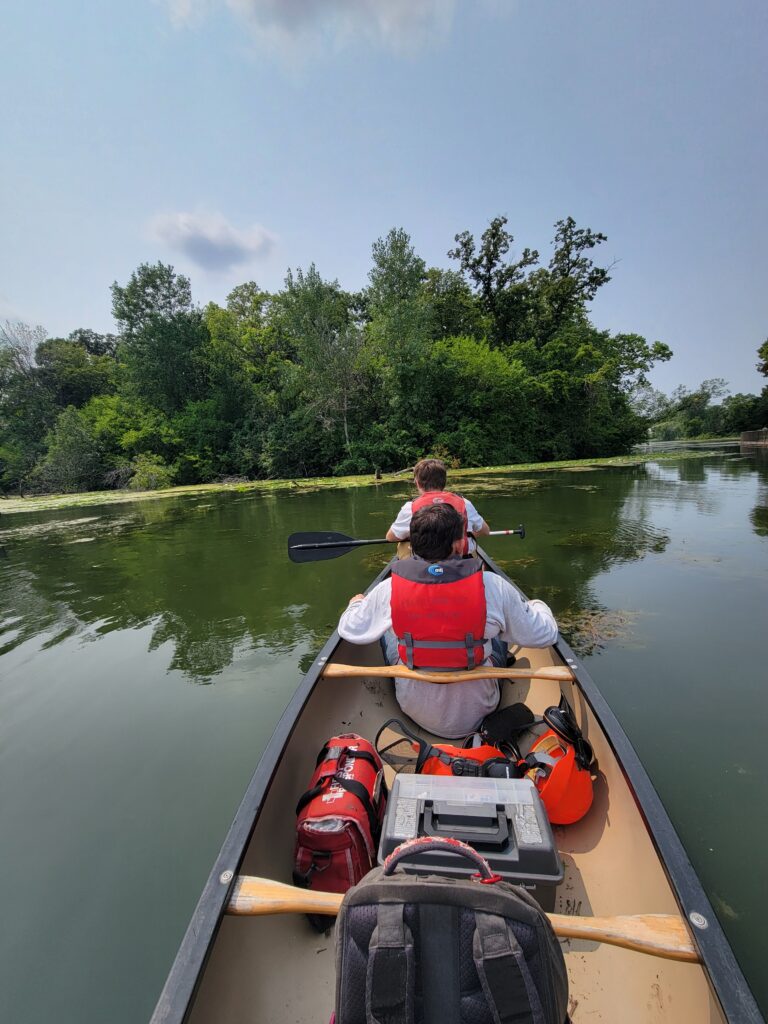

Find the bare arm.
[
  {"left": 385, "top": 528, "right": 402, "bottom": 543},
  {"left": 474, "top": 520, "right": 491, "bottom": 537}
]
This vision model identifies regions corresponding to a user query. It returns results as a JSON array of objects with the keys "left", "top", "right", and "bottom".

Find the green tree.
[
  {"left": 448, "top": 215, "right": 538, "bottom": 346},
  {"left": 111, "top": 262, "right": 193, "bottom": 337},
  {"left": 36, "top": 406, "right": 106, "bottom": 492},
  {"left": 225, "top": 281, "right": 270, "bottom": 329},
  {"left": 421, "top": 268, "right": 487, "bottom": 340},
  {"left": 0, "top": 321, "right": 55, "bottom": 492},
  {"left": 506, "top": 321, "right": 672, "bottom": 457},
  {"left": 367, "top": 228, "right": 433, "bottom": 427},
  {"left": 112, "top": 263, "right": 209, "bottom": 414},
  {"left": 35, "top": 337, "right": 114, "bottom": 408},
  {"left": 630, "top": 385, "right": 673, "bottom": 422},
  {"left": 417, "top": 335, "right": 536, "bottom": 464},
  {"left": 278, "top": 265, "right": 364, "bottom": 453},
  {"left": 82, "top": 393, "right": 179, "bottom": 462},
  {"left": 537, "top": 217, "right": 612, "bottom": 334},
  {"left": 68, "top": 327, "right": 117, "bottom": 357},
  {"left": 757, "top": 338, "right": 768, "bottom": 377},
  {"left": 646, "top": 379, "right": 743, "bottom": 439},
  {"left": 719, "top": 393, "right": 768, "bottom": 434}
]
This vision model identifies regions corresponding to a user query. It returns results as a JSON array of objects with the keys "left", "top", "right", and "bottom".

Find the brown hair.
[
  {"left": 413, "top": 458, "right": 447, "bottom": 492},
  {"left": 410, "top": 504, "right": 463, "bottom": 560}
]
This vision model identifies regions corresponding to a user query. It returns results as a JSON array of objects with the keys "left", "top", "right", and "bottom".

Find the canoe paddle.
[
  {"left": 226, "top": 874, "right": 700, "bottom": 963},
  {"left": 288, "top": 526, "right": 526, "bottom": 563}
]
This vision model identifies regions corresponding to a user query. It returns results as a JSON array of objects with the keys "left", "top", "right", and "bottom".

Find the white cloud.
[
  {"left": 149, "top": 211, "right": 277, "bottom": 272},
  {"left": 167, "top": 0, "right": 456, "bottom": 54}
]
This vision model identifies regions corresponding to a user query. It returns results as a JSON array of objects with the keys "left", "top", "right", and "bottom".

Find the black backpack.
[{"left": 334, "top": 836, "right": 569, "bottom": 1024}]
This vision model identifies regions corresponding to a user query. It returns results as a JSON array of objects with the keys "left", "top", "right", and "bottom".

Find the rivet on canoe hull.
[
  {"left": 689, "top": 911, "right": 708, "bottom": 929},
  {"left": 219, "top": 870, "right": 234, "bottom": 884}
]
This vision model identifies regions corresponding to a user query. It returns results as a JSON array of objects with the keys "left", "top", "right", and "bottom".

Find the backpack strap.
[
  {"left": 419, "top": 904, "right": 460, "bottom": 1024},
  {"left": 365, "top": 903, "right": 415, "bottom": 1024},
  {"left": 473, "top": 911, "right": 545, "bottom": 1024}
]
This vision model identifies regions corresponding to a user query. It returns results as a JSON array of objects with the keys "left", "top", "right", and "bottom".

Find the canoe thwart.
[
  {"left": 323, "top": 663, "right": 576, "bottom": 685},
  {"left": 227, "top": 875, "right": 700, "bottom": 963}
]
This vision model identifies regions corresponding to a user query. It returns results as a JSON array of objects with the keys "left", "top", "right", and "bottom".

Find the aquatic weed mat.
[
  {"left": 0, "top": 450, "right": 725, "bottom": 515},
  {"left": 557, "top": 606, "right": 638, "bottom": 657}
]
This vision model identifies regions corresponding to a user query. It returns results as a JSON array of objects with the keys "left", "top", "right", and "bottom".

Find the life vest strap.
[{"left": 397, "top": 631, "right": 489, "bottom": 671}]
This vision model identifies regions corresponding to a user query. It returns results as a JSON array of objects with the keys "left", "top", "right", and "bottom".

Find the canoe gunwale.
[{"left": 149, "top": 550, "right": 763, "bottom": 1024}]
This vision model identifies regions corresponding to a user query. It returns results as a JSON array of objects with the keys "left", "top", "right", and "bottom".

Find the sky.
[{"left": 1, "top": 0, "right": 766, "bottom": 395}]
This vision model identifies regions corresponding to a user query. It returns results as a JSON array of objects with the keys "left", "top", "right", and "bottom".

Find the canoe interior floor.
[{"left": 187, "top": 640, "right": 724, "bottom": 1024}]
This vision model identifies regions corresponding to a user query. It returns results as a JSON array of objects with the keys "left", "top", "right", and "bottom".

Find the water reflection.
[
  {"left": 1, "top": 494, "right": 355, "bottom": 680},
  {"left": 743, "top": 446, "right": 768, "bottom": 538},
  {"left": 0, "top": 454, "right": 763, "bottom": 683}
]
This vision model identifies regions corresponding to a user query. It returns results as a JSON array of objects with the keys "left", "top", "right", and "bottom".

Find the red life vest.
[
  {"left": 411, "top": 490, "right": 470, "bottom": 555},
  {"left": 390, "top": 557, "right": 488, "bottom": 670}
]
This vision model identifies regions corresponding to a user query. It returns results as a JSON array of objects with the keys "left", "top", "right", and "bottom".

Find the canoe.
[{"left": 150, "top": 549, "right": 762, "bottom": 1023}]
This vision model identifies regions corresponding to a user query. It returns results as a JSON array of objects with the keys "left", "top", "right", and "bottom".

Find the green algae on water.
[
  {"left": 0, "top": 449, "right": 730, "bottom": 515},
  {"left": 557, "top": 606, "right": 636, "bottom": 657}
]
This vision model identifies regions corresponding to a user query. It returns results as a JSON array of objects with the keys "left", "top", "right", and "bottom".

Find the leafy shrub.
[{"left": 128, "top": 453, "right": 176, "bottom": 491}]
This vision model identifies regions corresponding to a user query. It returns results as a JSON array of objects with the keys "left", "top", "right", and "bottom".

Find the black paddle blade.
[{"left": 287, "top": 531, "right": 357, "bottom": 563}]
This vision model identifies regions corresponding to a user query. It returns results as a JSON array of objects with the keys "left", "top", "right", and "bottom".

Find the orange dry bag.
[
  {"left": 421, "top": 741, "right": 517, "bottom": 778},
  {"left": 375, "top": 719, "right": 519, "bottom": 779}
]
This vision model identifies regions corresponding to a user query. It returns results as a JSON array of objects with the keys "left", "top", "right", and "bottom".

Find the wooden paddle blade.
[
  {"left": 227, "top": 876, "right": 700, "bottom": 963},
  {"left": 287, "top": 532, "right": 356, "bottom": 563}
]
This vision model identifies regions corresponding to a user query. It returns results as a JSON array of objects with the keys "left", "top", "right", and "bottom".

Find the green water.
[{"left": 1, "top": 451, "right": 767, "bottom": 1022}]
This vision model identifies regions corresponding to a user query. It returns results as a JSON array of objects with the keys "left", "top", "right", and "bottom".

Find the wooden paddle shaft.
[
  {"left": 323, "top": 663, "right": 575, "bottom": 685},
  {"left": 227, "top": 875, "right": 699, "bottom": 963}
]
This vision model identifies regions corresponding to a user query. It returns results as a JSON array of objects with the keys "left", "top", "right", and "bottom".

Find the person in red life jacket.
[
  {"left": 385, "top": 458, "right": 490, "bottom": 556},
  {"left": 339, "top": 504, "right": 558, "bottom": 738}
]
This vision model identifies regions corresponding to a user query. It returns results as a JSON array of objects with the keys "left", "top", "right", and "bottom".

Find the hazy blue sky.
[{"left": 1, "top": 0, "right": 766, "bottom": 394}]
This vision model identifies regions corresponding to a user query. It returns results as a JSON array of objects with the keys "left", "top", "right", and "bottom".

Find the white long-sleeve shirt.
[
  {"left": 389, "top": 496, "right": 486, "bottom": 552},
  {"left": 338, "top": 573, "right": 558, "bottom": 738},
  {"left": 388, "top": 497, "right": 486, "bottom": 540}
]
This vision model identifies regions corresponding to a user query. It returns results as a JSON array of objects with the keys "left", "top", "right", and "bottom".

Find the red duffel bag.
[{"left": 293, "top": 734, "right": 386, "bottom": 929}]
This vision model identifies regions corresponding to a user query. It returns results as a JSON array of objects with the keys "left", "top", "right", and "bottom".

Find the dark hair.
[
  {"left": 413, "top": 458, "right": 447, "bottom": 492},
  {"left": 410, "top": 504, "right": 463, "bottom": 560}
]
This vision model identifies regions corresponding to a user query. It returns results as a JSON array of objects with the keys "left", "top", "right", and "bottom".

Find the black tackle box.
[{"left": 378, "top": 774, "right": 563, "bottom": 910}]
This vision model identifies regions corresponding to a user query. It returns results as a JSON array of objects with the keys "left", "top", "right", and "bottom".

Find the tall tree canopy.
[{"left": 0, "top": 215, "right": 693, "bottom": 495}]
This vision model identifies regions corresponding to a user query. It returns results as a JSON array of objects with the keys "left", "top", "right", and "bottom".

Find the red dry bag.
[{"left": 293, "top": 734, "right": 386, "bottom": 929}]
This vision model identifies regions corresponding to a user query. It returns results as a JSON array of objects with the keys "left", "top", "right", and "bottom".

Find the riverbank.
[{"left": 0, "top": 449, "right": 725, "bottom": 514}]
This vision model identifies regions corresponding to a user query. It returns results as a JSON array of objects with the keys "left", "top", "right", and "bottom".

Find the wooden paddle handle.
[
  {"left": 547, "top": 912, "right": 698, "bottom": 962},
  {"left": 323, "top": 663, "right": 575, "bottom": 684},
  {"left": 227, "top": 875, "right": 699, "bottom": 963}
]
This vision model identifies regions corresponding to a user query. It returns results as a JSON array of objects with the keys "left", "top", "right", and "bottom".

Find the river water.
[{"left": 1, "top": 450, "right": 766, "bottom": 1022}]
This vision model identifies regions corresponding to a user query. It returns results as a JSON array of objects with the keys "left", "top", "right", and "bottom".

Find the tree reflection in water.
[{"left": 0, "top": 453, "right": 763, "bottom": 682}]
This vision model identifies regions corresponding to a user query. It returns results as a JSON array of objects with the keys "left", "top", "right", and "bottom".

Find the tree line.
[
  {"left": 633, "top": 373, "right": 768, "bottom": 441},
  {"left": 0, "top": 215, "right": 762, "bottom": 496}
]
